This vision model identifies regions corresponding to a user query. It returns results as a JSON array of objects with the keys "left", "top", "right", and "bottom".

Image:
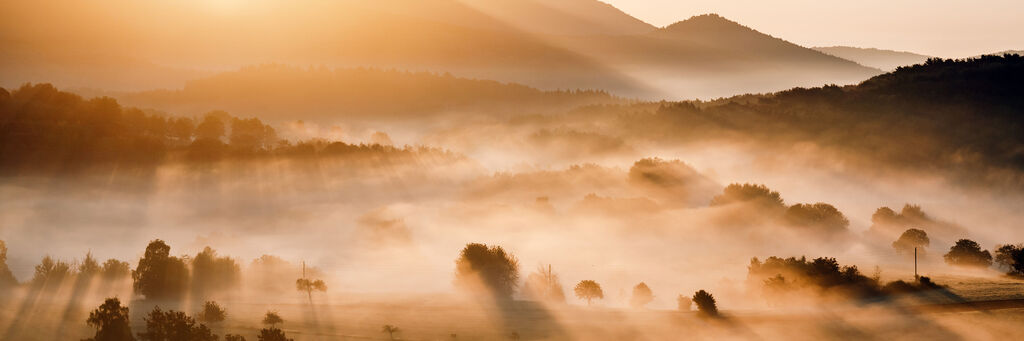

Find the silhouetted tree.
[
  {"left": 943, "top": 239, "right": 993, "bottom": 268},
  {"left": 230, "top": 117, "right": 277, "bottom": 152},
  {"left": 573, "top": 280, "right": 603, "bottom": 305},
  {"left": 892, "top": 228, "right": 930, "bottom": 255},
  {"left": 382, "top": 324, "right": 400, "bottom": 340},
  {"left": 195, "top": 113, "right": 226, "bottom": 141},
  {"left": 80, "top": 252, "right": 102, "bottom": 278},
  {"left": 191, "top": 246, "right": 240, "bottom": 298},
  {"left": 0, "top": 240, "right": 17, "bottom": 289},
  {"left": 693, "top": 290, "right": 718, "bottom": 316},
  {"left": 257, "top": 328, "right": 293, "bottom": 341},
  {"left": 295, "top": 261, "right": 327, "bottom": 304},
  {"left": 710, "top": 183, "right": 784, "bottom": 208},
  {"left": 454, "top": 243, "right": 520, "bottom": 299},
  {"left": 994, "top": 244, "right": 1024, "bottom": 276},
  {"left": 629, "top": 282, "right": 654, "bottom": 308},
  {"left": 522, "top": 264, "right": 566, "bottom": 303},
  {"left": 32, "top": 255, "right": 72, "bottom": 289},
  {"left": 677, "top": 295, "right": 692, "bottom": 311},
  {"left": 167, "top": 117, "right": 195, "bottom": 145},
  {"left": 102, "top": 259, "right": 131, "bottom": 281},
  {"left": 197, "top": 301, "right": 226, "bottom": 324},
  {"left": 783, "top": 203, "right": 849, "bottom": 235},
  {"left": 262, "top": 311, "right": 283, "bottom": 327},
  {"left": 84, "top": 298, "right": 134, "bottom": 341},
  {"left": 133, "top": 240, "right": 189, "bottom": 300},
  {"left": 137, "top": 306, "right": 216, "bottom": 341}
]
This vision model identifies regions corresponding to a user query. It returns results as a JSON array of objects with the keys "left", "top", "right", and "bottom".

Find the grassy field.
[{"left": 3, "top": 274, "right": 1023, "bottom": 340}]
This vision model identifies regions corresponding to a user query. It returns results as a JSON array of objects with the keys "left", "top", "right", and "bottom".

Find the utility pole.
[
  {"left": 914, "top": 247, "right": 918, "bottom": 280},
  {"left": 302, "top": 260, "right": 306, "bottom": 279}
]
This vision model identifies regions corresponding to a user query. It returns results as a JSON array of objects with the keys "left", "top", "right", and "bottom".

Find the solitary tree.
[
  {"left": 262, "top": 311, "right": 283, "bottom": 328},
  {"left": 454, "top": 243, "right": 520, "bottom": 299},
  {"left": 629, "top": 282, "right": 654, "bottom": 308},
  {"left": 943, "top": 239, "right": 993, "bottom": 268},
  {"left": 382, "top": 324, "right": 400, "bottom": 340},
  {"left": 84, "top": 298, "right": 134, "bottom": 341},
  {"left": 522, "top": 264, "right": 566, "bottom": 303},
  {"left": 79, "top": 252, "right": 102, "bottom": 278},
  {"left": 693, "top": 290, "right": 718, "bottom": 316},
  {"left": 197, "top": 301, "right": 226, "bottom": 324},
  {"left": 677, "top": 295, "right": 692, "bottom": 312},
  {"left": 295, "top": 261, "right": 327, "bottom": 304},
  {"left": 573, "top": 280, "right": 604, "bottom": 305},
  {"left": 132, "top": 240, "right": 189, "bottom": 300},
  {"left": 892, "top": 228, "right": 930, "bottom": 255}
]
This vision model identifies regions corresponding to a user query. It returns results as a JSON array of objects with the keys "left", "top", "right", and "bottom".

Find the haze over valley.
[{"left": 1, "top": 1, "right": 1023, "bottom": 340}]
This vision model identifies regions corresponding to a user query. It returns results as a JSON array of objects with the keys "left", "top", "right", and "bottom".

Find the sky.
[{"left": 603, "top": 0, "right": 1024, "bottom": 57}]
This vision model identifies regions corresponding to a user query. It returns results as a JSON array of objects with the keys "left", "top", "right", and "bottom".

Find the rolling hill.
[
  {"left": 813, "top": 46, "right": 933, "bottom": 71},
  {"left": 1, "top": 1, "right": 880, "bottom": 99}
]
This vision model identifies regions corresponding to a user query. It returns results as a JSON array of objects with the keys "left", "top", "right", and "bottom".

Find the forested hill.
[
  {"left": 115, "top": 64, "right": 622, "bottom": 122},
  {"left": 0, "top": 84, "right": 465, "bottom": 175},
  {"left": 592, "top": 54, "right": 1024, "bottom": 187}
]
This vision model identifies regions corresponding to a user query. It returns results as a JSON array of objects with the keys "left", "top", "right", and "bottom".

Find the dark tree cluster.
[
  {"left": 0, "top": 84, "right": 464, "bottom": 174},
  {"left": 748, "top": 256, "right": 942, "bottom": 302},
  {"left": 709, "top": 183, "right": 785, "bottom": 209},
  {"left": 869, "top": 204, "right": 964, "bottom": 240},
  {"left": 83, "top": 299, "right": 296, "bottom": 341},
  {"left": 0, "top": 241, "right": 132, "bottom": 293},
  {"left": 708, "top": 183, "right": 849, "bottom": 238},
  {"left": 133, "top": 240, "right": 190, "bottom": 301},
  {"left": 994, "top": 244, "right": 1024, "bottom": 276},
  {"left": 943, "top": 239, "right": 993, "bottom": 268},
  {"left": 132, "top": 240, "right": 245, "bottom": 301},
  {"left": 191, "top": 247, "right": 241, "bottom": 298},
  {"left": 454, "top": 243, "right": 520, "bottom": 299}
]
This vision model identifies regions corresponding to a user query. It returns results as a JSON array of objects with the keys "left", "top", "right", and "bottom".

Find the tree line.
[{"left": 0, "top": 84, "right": 463, "bottom": 175}]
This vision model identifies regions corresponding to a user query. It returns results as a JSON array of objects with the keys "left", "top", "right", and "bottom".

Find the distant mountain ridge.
[
  {"left": 113, "top": 64, "right": 623, "bottom": 122},
  {"left": 813, "top": 46, "right": 933, "bottom": 71},
  {"left": 2, "top": 1, "right": 882, "bottom": 99}
]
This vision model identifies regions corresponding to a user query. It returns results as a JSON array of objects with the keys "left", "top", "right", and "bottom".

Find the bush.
[
  {"left": 197, "top": 301, "right": 226, "bottom": 324},
  {"left": 693, "top": 290, "right": 718, "bottom": 316}
]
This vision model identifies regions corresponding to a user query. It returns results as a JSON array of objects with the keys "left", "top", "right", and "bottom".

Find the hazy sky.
[{"left": 603, "top": 0, "right": 1024, "bottom": 57}]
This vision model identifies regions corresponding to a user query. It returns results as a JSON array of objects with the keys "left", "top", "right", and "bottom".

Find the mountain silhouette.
[
  {"left": 2, "top": 1, "right": 880, "bottom": 99},
  {"left": 814, "top": 46, "right": 933, "bottom": 71}
]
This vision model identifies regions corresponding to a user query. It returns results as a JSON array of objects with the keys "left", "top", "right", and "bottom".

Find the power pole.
[{"left": 914, "top": 247, "right": 918, "bottom": 280}]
